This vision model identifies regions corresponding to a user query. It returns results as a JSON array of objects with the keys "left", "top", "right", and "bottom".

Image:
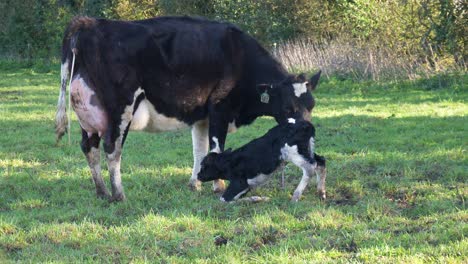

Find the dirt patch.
[
  {"left": 386, "top": 190, "right": 418, "bottom": 208},
  {"left": 250, "top": 226, "right": 285, "bottom": 251},
  {"left": 214, "top": 235, "right": 228, "bottom": 246},
  {"left": 328, "top": 185, "right": 361, "bottom": 206},
  {"left": 0, "top": 90, "right": 23, "bottom": 101}
]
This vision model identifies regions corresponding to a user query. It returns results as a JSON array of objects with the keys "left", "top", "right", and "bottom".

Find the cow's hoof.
[
  {"left": 317, "top": 190, "right": 326, "bottom": 200},
  {"left": 189, "top": 179, "right": 202, "bottom": 191},
  {"left": 213, "top": 180, "right": 226, "bottom": 193},
  {"left": 96, "top": 191, "right": 110, "bottom": 200},
  {"left": 109, "top": 193, "right": 126, "bottom": 202}
]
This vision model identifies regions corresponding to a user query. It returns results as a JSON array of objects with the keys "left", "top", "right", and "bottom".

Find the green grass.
[{"left": 0, "top": 64, "right": 467, "bottom": 263}]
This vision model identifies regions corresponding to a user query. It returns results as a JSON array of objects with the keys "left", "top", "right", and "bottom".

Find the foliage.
[
  {"left": 0, "top": 64, "right": 467, "bottom": 262},
  {"left": 0, "top": 0, "right": 465, "bottom": 76}
]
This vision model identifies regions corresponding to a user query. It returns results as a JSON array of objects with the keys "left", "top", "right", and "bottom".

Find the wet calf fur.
[{"left": 197, "top": 120, "right": 326, "bottom": 202}]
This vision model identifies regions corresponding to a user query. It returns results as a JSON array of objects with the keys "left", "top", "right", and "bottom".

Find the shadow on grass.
[{"left": 1, "top": 112, "right": 464, "bottom": 209}]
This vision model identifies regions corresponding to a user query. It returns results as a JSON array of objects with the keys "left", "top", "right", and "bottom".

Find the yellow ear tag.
[{"left": 260, "top": 91, "right": 270, "bottom": 104}]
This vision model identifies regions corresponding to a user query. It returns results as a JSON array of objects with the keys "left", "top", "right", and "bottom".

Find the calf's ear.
[
  {"left": 296, "top": 73, "right": 307, "bottom": 83},
  {"left": 307, "top": 70, "right": 321, "bottom": 91}
]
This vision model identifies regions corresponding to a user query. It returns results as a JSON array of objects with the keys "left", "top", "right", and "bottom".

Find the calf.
[{"left": 198, "top": 119, "right": 326, "bottom": 202}]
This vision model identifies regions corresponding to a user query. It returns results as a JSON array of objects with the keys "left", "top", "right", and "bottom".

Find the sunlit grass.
[{"left": 0, "top": 63, "right": 466, "bottom": 262}]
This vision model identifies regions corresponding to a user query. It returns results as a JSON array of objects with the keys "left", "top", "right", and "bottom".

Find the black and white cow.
[
  {"left": 55, "top": 16, "right": 321, "bottom": 202},
  {"left": 197, "top": 119, "right": 326, "bottom": 202}
]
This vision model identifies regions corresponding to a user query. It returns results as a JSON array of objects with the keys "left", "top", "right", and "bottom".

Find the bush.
[{"left": 0, "top": 0, "right": 464, "bottom": 80}]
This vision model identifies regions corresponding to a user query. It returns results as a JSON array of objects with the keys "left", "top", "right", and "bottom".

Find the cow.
[
  {"left": 197, "top": 119, "right": 326, "bottom": 202},
  {"left": 55, "top": 16, "right": 321, "bottom": 202}
]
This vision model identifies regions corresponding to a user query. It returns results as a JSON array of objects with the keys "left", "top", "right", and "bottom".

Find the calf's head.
[
  {"left": 258, "top": 70, "right": 321, "bottom": 124},
  {"left": 197, "top": 152, "right": 231, "bottom": 182}
]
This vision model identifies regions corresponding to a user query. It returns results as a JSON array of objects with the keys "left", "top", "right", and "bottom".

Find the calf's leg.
[
  {"left": 221, "top": 178, "right": 249, "bottom": 202},
  {"left": 291, "top": 163, "right": 315, "bottom": 202},
  {"left": 314, "top": 153, "right": 327, "bottom": 200}
]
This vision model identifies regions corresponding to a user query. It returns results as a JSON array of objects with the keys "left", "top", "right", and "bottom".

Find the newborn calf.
[{"left": 198, "top": 120, "right": 326, "bottom": 202}]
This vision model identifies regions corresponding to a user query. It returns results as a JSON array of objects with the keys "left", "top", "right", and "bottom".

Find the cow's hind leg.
[
  {"left": 81, "top": 129, "right": 110, "bottom": 199},
  {"left": 103, "top": 92, "right": 141, "bottom": 202},
  {"left": 103, "top": 107, "right": 135, "bottom": 202},
  {"left": 103, "top": 122, "right": 130, "bottom": 202},
  {"left": 189, "top": 119, "right": 209, "bottom": 191}
]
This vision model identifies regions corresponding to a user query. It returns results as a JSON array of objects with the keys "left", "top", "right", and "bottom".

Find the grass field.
[{"left": 0, "top": 64, "right": 467, "bottom": 263}]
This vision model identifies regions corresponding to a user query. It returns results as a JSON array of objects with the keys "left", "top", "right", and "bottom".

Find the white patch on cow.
[
  {"left": 292, "top": 82, "right": 308, "bottom": 97},
  {"left": 233, "top": 188, "right": 250, "bottom": 200},
  {"left": 247, "top": 173, "right": 269, "bottom": 187},
  {"left": 211, "top": 136, "right": 221, "bottom": 153},
  {"left": 228, "top": 120, "right": 238, "bottom": 133},
  {"left": 288, "top": 118, "right": 296, "bottom": 124},
  {"left": 130, "top": 97, "right": 189, "bottom": 132},
  {"left": 70, "top": 74, "right": 108, "bottom": 135},
  {"left": 117, "top": 87, "right": 143, "bottom": 137},
  {"left": 130, "top": 95, "right": 149, "bottom": 130}
]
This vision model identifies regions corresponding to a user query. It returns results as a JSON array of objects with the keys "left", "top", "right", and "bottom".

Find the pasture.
[{"left": 0, "top": 63, "right": 466, "bottom": 263}]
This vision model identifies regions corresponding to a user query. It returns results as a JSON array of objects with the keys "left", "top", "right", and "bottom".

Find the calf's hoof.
[
  {"left": 291, "top": 192, "right": 302, "bottom": 202},
  {"left": 213, "top": 180, "right": 226, "bottom": 193},
  {"left": 241, "top": 196, "right": 270, "bottom": 203},
  {"left": 109, "top": 192, "right": 126, "bottom": 202},
  {"left": 189, "top": 179, "right": 202, "bottom": 191}
]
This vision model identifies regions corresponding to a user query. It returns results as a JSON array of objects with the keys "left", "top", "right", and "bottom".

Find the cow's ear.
[
  {"left": 224, "top": 148, "right": 233, "bottom": 154},
  {"left": 307, "top": 70, "right": 321, "bottom": 91},
  {"left": 256, "top": 84, "right": 273, "bottom": 93}
]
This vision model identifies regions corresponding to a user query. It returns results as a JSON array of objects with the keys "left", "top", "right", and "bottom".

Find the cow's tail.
[
  {"left": 55, "top": 53, "right": 71, "bottom": 144},
  {"left": 55, "top": 16, "right": 96, "bottom": 144}
]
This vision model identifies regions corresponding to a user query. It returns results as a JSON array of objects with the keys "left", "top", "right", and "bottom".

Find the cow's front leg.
[
  {"left": 80, "top": 129, "right": 110, "bottom": 199},
  {"left": 189, "top": 119, "right": 209, "bottom": 191},
  {"left": 208, "top": 114, "right": 229, "bottom": 193}
]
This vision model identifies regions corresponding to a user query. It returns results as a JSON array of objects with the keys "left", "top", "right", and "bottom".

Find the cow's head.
[{"left": 258, "top": 70, "right": 321, "bottom": 124}]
